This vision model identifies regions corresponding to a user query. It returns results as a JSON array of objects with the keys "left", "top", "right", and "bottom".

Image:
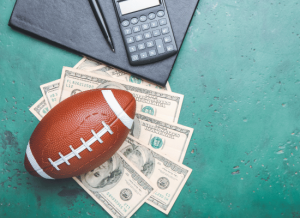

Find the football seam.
[
  {"left": 38, "top": 94, "right": 135, "bottom": 167},
  {"left": 39, "top": 112, "right": 101, "bottom": 166},
  {"left": 37, "top": 95, "right": 136, "bottom": 177},
  {"left": 52, "top": 98, "right": 135, "bottom": 176}
]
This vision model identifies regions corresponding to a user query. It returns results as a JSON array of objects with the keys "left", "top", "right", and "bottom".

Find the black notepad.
[{"left": 9, "top": 0, "right": 199, "bottom": 86}]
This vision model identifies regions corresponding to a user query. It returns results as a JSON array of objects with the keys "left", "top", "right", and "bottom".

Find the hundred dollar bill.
[
  {"left": 30, "top": 97, "right": 192, "bottom": 164},
  {"left": 41, "top": 63, "right": 171, "bottom": 110},
  {"left": 90, "top": 66, "right": 172, "bottom": 91},
  {"left": 119, "top": 135, "right": 192, "bottom": 214},
  {"left": 40, "top": 79, "right": 60, "bottom": 109},
  {"left": 74, "top": 57, "right": 172, "bottom": 91},
  {"left": 28, "top": 103, "right": 156, "bottom": 218},
  {"left": 40, "top": 60, "right": 110, "bottom": 108},
  {"left": 58, "top": 67, "right": 183, "bottom": 123},
  {"left": 73, "top": 57, "right": 103, "bottom": 70},
  {"left": 29, "top": 97, "right": 49, "bottom": 121},
  {"left": 130, "top": 113, "right": 193, "bottom": 163},
  {"left": 74, "top": 152, "right": 156, "bottom": 218}
]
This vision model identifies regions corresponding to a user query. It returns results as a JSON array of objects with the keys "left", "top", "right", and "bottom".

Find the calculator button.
[
  {"left": 164, "top": 36, "right": 172, "bottom": 43},
  {"left": 146, "top": 41, "right": 154, "bottom": 48},
  {"left": 166, "top": 45, "right": 174, "bottom": 51},
  {"left": 153, "top": 29, "right": 161, "bottom": 37},
  {"left": 144, "top": 32, "right": 152, "bottom": 39},
  {"left": 149, "top": 50, "right": 157, "bottom": 56},
  {"left": 140, "top": 52, "right": 148, "bottom": 59},
  {"left": 148, "top": 13, "right": 156, "bottom": 20},
  {"left": 131, "top": 18, "right": 138, "bottom": 24},
  {"left": 157, "top": 11, "right": 165, "bottom": 17},
  {"left": 124, "top": 28, "right": 132, "bottom": 35},
  {"left": 155, "top": 39, "right": 165, "bottom": 54},
  {"left": 140, "top": 15, "right": 147, "bottom": 22},
  {"left": 135, "top": 35, "right": 143, "bottom": 42},
  {"left": 138, "top": 43, "right": 145, "bottom": 50},
  {"left": 131, "top": 55, "right": 139, "bottom": 61},
  {"left": 133, "top": 26, "right": 141, "bottom": 33},
  {"left": 162, "top": 27, "right": 169, "bottom": 35},
  {"left": 142, "top": 23, "right": 150, "bottom": 30},
  {"left": 159, "top": 19, "right": 167, "bottom": 26},
  {"left": 126, "top": 37, "right": 134, "bottom": 44},
  {"left": 129, "top": 46, "right": 136, "bottom": 53},
  {"left": 150, "top": 21, "right": 158, "bottom": 28},
  {"left": 122, "top": 20, "right": 130, "bottom": 27}
]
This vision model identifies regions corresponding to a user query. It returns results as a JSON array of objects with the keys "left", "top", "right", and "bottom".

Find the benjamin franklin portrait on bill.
[
  {"left": 121, "top": 143, "right": 155, "bottom": 178},
  {"left": 81, "top": 154, "right": 124, "bottom": 192},
  {"left": 129, "top": 116, "right": 141, "bottom": 139}
]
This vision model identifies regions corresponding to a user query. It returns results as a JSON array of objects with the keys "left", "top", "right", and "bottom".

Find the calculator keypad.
[
  {"left": 124, "top": 28, "right": 132, "bottom": 35},
  {"left": 138, "top": 43, "right": 145, "bottom": 50},
  {"left": 150, "top": 21, "right": 158, "bottom": 28},
  {"left": 144, "top": 32, "right": 152, "bottom": 39},
  {"left": 133, "top": 26, "right": 141, "bottom": 33},
  {"left": 166, "top": 45, "right": 174, "bottom": 51},
  {"left": 162, "top": 27, "right": 169, "bottom": 34},
  {"left": 155, "top": 39, "right": 165, "bottom": 54},
  {"left": 127, "top": 37, "right": 134, "bottom": 44},
  {"left": 135, "top": 35, "right": 143, "bottom": 42},
  {"left": 140, "top": 16, "right": 147, "bottom": 22},
  {"left": 146, "top": 41, "right": 154, "bottom": 48},
  {"left": 153, "top": 30, "right": 161, "bottom": 37},
  {"left": 140, "top": 52, "right": 148, "bottom": 59},
  {"left": 129, "top": 46, "right": 136, "bottom": 52},
  {"left": 122, "top": 20, "right": 130, "bottom": 27},
  {"left": 142, "top": 23, "right": 150, "bottom": 30},
  {"left": 131, "top": 18, "right": 138, "bottom": 24},
  {"left": 164, "top": 36, "right": 171, "bottom": 43},
  {"left": 159, "top": 19, "right": 167, "bottom": 26},
  {"left": 121, "top": 10, "right": 176, "bottom": 64},
  {"left": 149, "top": 50, "right": 157, "bottom": 56},
  {"left": 157, "top": 11, "right": 165, "bottom": 17},
  {"left": 148, "top": 13, "right": 156, "bottom": 20},
  {"left": 131, "top": 55, "right": 139, "bottom": 61}
]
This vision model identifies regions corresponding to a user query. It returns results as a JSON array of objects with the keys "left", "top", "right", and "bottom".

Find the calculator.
[{"left": 112, "top": 0, "right": 178, "bottom": 66}]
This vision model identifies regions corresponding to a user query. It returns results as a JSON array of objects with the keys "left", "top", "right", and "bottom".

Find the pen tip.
[{"left": 112, "top": 49, "right": 115, "bottom": 52}]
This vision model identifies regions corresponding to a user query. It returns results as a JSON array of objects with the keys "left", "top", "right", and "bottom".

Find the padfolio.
[{"left": 9, "top": 0, "right": 199, "bottom": 86}]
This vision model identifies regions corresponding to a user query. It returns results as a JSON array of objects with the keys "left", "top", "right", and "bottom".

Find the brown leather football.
[{"left": 24, "top": 89, "right": 136, "bottom": 179}]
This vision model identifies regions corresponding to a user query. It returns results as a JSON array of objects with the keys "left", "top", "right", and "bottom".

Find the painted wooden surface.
[{"left": 1, "top": 0, "right": 300, "bottom": 217}]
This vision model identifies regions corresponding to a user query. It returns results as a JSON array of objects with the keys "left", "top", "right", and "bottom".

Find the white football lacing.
[{"left": 48, "top": 121, "right": 113, "bottom": 171}]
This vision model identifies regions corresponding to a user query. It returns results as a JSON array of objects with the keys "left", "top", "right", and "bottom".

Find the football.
[{"left": 24, "top": 89, "right": 136, "bottom": 179}]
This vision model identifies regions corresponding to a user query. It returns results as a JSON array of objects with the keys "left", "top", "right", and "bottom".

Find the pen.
[{"left": 89, "top": 0, "right": 115, "bottom": 52}]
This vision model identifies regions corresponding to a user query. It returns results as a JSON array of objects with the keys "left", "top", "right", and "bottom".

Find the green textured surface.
[{"left": 1, "top": 0, "right": 300, "bottom": 217}]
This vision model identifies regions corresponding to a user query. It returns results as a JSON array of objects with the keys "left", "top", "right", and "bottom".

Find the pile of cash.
[{"left": 29, "top": 57, "right": 194, "bottom": 217}]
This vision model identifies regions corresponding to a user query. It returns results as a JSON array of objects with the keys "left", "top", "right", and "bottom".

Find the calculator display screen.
[{"left": 119, "top": 0, "right": 160, "bottom": 15}]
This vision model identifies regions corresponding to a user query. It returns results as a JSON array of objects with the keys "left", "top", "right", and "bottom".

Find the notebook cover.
[{"left": 9, "top": 0, "right": 199, "bottom": 86}]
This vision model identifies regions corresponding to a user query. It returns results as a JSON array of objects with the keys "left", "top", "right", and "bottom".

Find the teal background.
[{"left": 1, "top": 0, "right": 300, "bottom": 217}]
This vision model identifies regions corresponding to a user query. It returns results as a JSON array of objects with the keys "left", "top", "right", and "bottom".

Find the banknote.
[
  {"left": 29, "top": 97, "right": 49, "bottom": 121},
  {"left": 73, "top": 57, "right": 103, "bottom": 70},
  {"left": 41, "top": 59, "right": 171, "bottom": 110},
  {"left": 74, "top": 152, "right": 156, "bottom": 218},
  {"left": 58, "top": 67, "right": 183, "bottom": 123},
  {"left": 130, "top": 113, "right": 193, "bottom": 163},
  {"left": 90, "top": 66, "right": 172, "bottom": 91},
  {"left": 40, "top": 79, "right": 60, "bottom": 109},
  {"left": 40, "top": 59, "right": 110, "bottom": 108},
  {"left": 28, "top": 104, "right": 156, "bottom": 217},
  {"left": 119, "top": 135, "right": 192, "bottom": 214},
  {"left": 74, "top": 57, "right": 172, "bottom": 91},
  {"left": 29, "top": 98, "right": 192, "bottom": 215},
  {"left": 30, "top": 98, "right": 191, "bottom": 163}
]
